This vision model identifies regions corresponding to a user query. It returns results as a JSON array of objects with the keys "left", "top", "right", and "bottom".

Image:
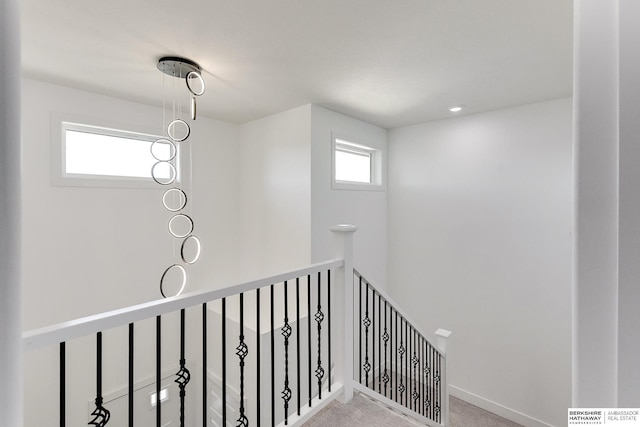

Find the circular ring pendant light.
[{"left": 155, "top": 56, "right": 206, "bottom": 298}]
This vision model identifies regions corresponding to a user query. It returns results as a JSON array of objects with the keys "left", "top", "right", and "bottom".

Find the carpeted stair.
[{"left": 302, "top": 393, "right": 523, "bottom": 427}]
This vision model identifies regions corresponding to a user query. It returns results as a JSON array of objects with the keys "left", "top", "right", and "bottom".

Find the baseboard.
[{"left": 449, "top": 385, "right": 555, "bottom": 427}]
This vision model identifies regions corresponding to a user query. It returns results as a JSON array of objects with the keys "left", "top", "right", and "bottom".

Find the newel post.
[
  {"left": 435, "top": 328, "right": 452, "bottom": 426},
  {"left": 331, "top": 224, "right": 358, "bottom": 404}
]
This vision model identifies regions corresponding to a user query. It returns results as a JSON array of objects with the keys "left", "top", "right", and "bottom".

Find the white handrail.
[{"left": 23, "top": 258, "right": 344, "bottom": 352}]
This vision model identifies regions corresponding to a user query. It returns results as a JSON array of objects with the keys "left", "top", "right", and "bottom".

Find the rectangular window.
[
  {"left": 54, "top": 121, "right": 174, "bottom": 188},
  {"left": 335, "top": 145, "right": 372, "bottom": 183},
  {"left": 332, "top": 136, "right": 383, "bottom": 190}
]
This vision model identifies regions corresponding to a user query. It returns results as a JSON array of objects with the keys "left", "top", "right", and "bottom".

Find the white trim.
[
  {"left": 449, "top": 385, "right": 555, "bottom": 427},
  {"left": 23, "top": 258, "right": 344, "bottom": 351},
  {"left": 275, "top": 384, "right": 344, "bottom": 427}
]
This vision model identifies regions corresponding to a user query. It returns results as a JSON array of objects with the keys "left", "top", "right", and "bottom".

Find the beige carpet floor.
[{"left": 302, "top": 393, "right": 523, "bottom": 427}]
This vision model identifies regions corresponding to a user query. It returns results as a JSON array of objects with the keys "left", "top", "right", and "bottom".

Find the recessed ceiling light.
[{"left": 449, "top": 105, "right": 464, "bottom": 113}]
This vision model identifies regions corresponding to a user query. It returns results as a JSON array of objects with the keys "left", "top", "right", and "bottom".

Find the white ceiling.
[{"left": 21, "top": 0, "right": 573, "bottom": 129}]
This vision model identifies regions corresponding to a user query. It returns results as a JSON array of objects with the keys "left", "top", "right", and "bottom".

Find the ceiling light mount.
[
  {"left": 449, "top": 105, "right": 465, "bottom": 113},
  {"left": 157, "top": 56, "right": 201, "bottom": 78}
]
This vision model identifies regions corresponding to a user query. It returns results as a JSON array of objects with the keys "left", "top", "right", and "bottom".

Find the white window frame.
[
  {"left": 332, "top": 135, "right": 384, "bottom": 191},
  {"left": 51, "top": 115, "right": 177, "bottom": 189}
]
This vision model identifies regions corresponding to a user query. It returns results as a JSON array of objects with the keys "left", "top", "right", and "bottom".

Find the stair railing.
[
  {"left": 353, "top": 269, "right": 451, "bottom": 427},
  {"left": 23, "top": 225, "right": 450, "bottom": 427}
]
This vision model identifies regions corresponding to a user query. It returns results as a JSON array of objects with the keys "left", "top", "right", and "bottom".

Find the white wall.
[
  {"left": 237, "top": 105, "right": 312, "bottom": 280},
  {"left": 21, "top": 78, "right": 240, "bottom": 329},
  {"left": 388, "top": 98, "right": 572, "bottom": 427},
  {"left": 21, "top": 78, "right": 242, "bottom": 427},
  {"left": 615, "top": 0, "right": 640, "bottom": 406},
  {"left": 311, "top": 105, "right": 388, "bottom": 289}
]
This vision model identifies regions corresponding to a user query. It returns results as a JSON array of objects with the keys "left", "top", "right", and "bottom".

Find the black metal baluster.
[
  {"left": 418, "top": 335, "right": 422, "bottom": 417},
  {"left": 156, "top": 317, "right": 161, "bottom": 427},
  {"left": 359, "top": 276, "right": 362, "bottom": 384},
  {"left": 412, "top": 329, "right": 419, "bottom": 411},
  {"left": 422, "top": 340, "right": 427, "bottom": 417},
  {"left": 222, "top": 298, "right": 227, "bottom": 427},
  {"left": 315, "top": 272, "right": 325, "bottom": 399},
  {"left": 282, "top": 282, "right": 292, "bottom": 425},
  {"left": 128, "top": 324, "right": 134, "bottom": 427},
  {"left": 423, "top": 339, "right": 429, "bottom": 418},
  {"left": 427, "top": 342, "right": 432, "bottom": 420},
  {"left": 382, "top": 301, "right": 389, "bottom": 397},
  {"left": 237, "top": 294, "right": 249, "bottom": 427},
  {"left": 404, "top": 319, "right": 409, "bottom": 408},
  {"left": 408, "top": 325, "right": 412, "bottom": 411},
  {"left": 327, "top": 270, "right": 332, "bottom": 393},
  {"left": 377, "top": 293, "right": 381, "bottom": 394},
  {"left": 435, "top": 350, "right": 441, "bottom": 422},
  {"left": 372, "top": 288, "right": 376, "bottom": 390},
  {"left": 89, "top": 332, "right": 110, "bottom": 427},
  {"left": 307, "top": 275, "right": 312, "bottom": 407},
  {"left": 256, "top": 289, "right": 261, "bottom": 427},
  {"left": 407, "top": 328, "right": 413, "bottom": 409},
  {"left": 428, "top": 342, "right": 433, "bottom": 420},
  {"left": 398, "top": 316, "right": 405, "bottom": 405},
  {"left": 394, "top": 310, "right": 398, "bottom": 403},
  {"left": 431, "top": 345, "right": 436, "bottom": 421},
  {"left": 363, "top": 282, "right": 371, "bottom": 387},
  {"left": 202, "top": 303, "right": 208, "bottom": 427},
  {"left": 270, "top": 285, "right": 275, "bottom": 427},
  {"left": 60, "top": 342, "right": 65, "bottom": 427},
  {"left": 296, "top": 278, "right": 301, "bottom": 416},
  {"left": 176, "top": 309, "right": 191, "bottom": 427}
]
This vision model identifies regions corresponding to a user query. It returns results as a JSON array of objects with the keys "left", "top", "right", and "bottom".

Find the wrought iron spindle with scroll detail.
[
  {"left": 363, "top": 282, "right": 371, "bottom": 387},
  {"left": 236, "top": 293, "right": 249, "bottom": 427},
  {"left": 398, "top": 316, "right": 406, "bottom": 404},
  {"left": 394, "top": 309, "right": 398, "bottom": 403},
  {"left": 175, "top": 309, "right": 191, "bottom": 427},
  {"left": 435, "top": 345, "right": 442, "bottom": 421},
  {"left": 89, "top": 332, "right": 111, "bottom": 427},
  {"left": 412, "top": 329, "right": 420, "bottom": 410},
  {"left": 424, "top": 339, "right": 432, "bottom": 417},
  {"left": 382, "top": 300, "right": 389, "bottom": 397},
  {"left": 282, "top": 281, "right": 292, "bottom": 425},
  {"left": 315, "top": 272, "right": 325, "bottom": 399}
]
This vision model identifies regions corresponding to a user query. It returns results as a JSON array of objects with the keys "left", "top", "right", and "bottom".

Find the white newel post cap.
[
  {"left": 435, "top": 328, "right": 452, "bottom": 354},
  {"left": 330, "top": 224, "right": 359, "bottom": 233}
]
